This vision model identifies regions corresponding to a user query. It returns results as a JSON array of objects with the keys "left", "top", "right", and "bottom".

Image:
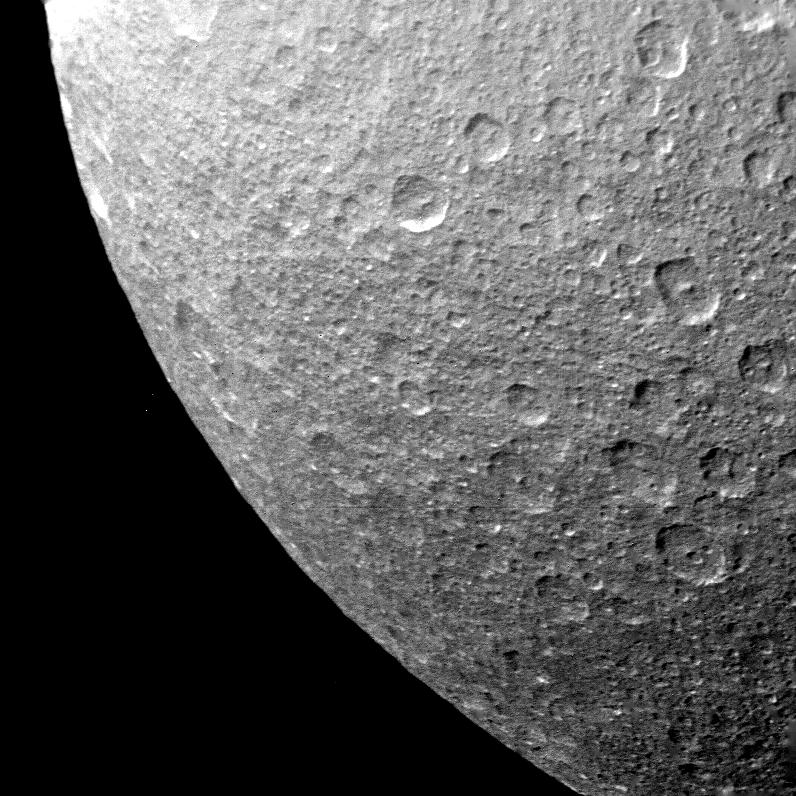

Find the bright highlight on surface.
[
  {"left": 398, "top": 203, "right": 450, "bottom": 233},
  {"left": 45, "top": 0, "right": 108, "bottom": 41}
]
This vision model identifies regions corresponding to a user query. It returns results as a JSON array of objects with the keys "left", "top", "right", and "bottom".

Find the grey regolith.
[{"left": 47, "top": 1, "right": 795, "bottom": 793}]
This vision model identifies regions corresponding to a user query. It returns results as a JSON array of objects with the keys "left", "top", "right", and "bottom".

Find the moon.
[{"left": 46, "top": 1, "right": 795, "bottom": 793}]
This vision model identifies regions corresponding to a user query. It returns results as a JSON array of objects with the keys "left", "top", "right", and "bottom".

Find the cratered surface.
[{"left": 46, "top": 1, "right": 795, "bottom": 793}]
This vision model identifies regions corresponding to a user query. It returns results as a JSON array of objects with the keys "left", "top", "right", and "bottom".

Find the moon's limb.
[{"left": 47, "top": 1, "right": 795, "bottom": 793}]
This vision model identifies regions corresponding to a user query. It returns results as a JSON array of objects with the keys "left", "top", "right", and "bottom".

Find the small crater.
[
  {"left": 504, "top": 383, "right": 550, "bottom": 426},
  {"left": 309, "top": 431, "right": 337, "bottom": 453},
  {"left": 314, "top": 26, "right": 338, "bottom": 53},
  {"left": 743, "top": 150, "right": 777, "bottom": 187},
  {"left": 777, "top": 90, "right": 795, "bottom": 124},
  {"left": 274, "top": 45, "right": 297, "bottom": 69},
  {"left": 653, "top": 256, "right": 721, "bottom": 325},
  {"left": 645, "top": 127, "right": 673, "bottom": 157},
  {"left": 602, "top": 439, "right": 644, "bottom": 467},
  {"left": 654, "top": 523, "right": 727, "bottom": 585},
  {"left": 576, "top": 193, "right": 604, "bottom": 222},
  {"left": 502, "top": 649, "right": 520, "bottom": 672},
  {"left": 174, "top": 299, "right": 199, "bottom": 332},
  {"left": 463, "top": 113, "right": 510, "bottom": 165},
  {"left": 738, "top": 339, "right": 791, "bottom": 392},
  {"left": 580, "top": 571, "right": 604, "bottom": 591},
  {"left": 678, "top": 762, "right": 698, "bottom": 776},
  {"left": 634, "top": 19, "right": 689, "bottom": 79},
  {"left": 486, "top": 444, "right": 524, "bottom": 479},
  {"left": 601, "top": 439, "right": 673, "bottom": 505},
  {"left": 699, "top": 447, "right": 735, "bottom": 481},
  {"left": 529, "top": 573, "right": 590, "bottom": 625},
  {"left": 485, "top": 438, "right": 556, "bottom": 514},
  {"left": 397, "top": 379, "right": 433, "bottom": 416},
  {"left": 446, "top": 310, "right": 469, "bottom": 329},
  {"left": 620, "top": 150, "right": 642, "bottom": 172},
  {"left": 505, "top": 383, "right": 534, "bottom": 408},
  {"left": 629, "top": 378, "right": 658, "bottom": 408},
  {"left": 449, "top": 238, "right": 478, "bottom": 270},
  {"left": 391, "top": 175, "right": 448, "bottom": 233},
  {"left": 728, "top": 537, "right": 751, "bottom": 574},
  {"left": 699, "top": 447, "right": 754, "bottom": 498},
  {"left": 543, "top": 97, "right": 581, "bottom": 136}
]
